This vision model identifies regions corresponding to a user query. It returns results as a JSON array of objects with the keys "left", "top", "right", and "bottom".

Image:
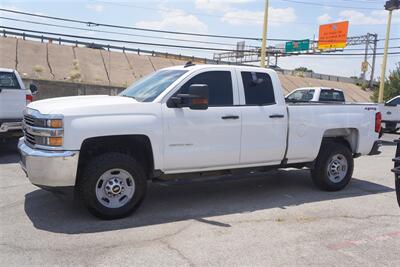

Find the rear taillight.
[
  {"left": 375, "top": 112, "right": 382, "bottom": 133},
  {"left": 26, "top": 94, "right": 33, "bottom": 105}
]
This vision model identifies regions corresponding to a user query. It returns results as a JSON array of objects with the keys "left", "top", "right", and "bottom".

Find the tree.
[
  {"left": 294, "top": 66, "right": 313, "bottom": 73},
  {"left": 371, "top": 63, "right": 400, "bottom": 102}
]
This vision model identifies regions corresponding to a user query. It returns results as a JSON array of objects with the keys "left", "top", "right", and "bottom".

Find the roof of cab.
[
  {"left": 294, "top": 87, "right": 344, "bottom": 92},
  {"left": 163, "top": 63, "right": 277, "bottom": 73},
  {"left": 0, "top": 68, "right": 15, "bottom": 73}
]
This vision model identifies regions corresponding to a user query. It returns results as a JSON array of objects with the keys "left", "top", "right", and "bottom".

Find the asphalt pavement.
[{"left": 0, "top": 134, "right": 399, "bottom": 266}]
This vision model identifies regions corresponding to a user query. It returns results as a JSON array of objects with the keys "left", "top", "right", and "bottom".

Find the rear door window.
[
  {"left": 241, "top": 72, "right": 275, "bottom": 105},
  {"left": 320, "top": 90, "right": 345, "bottom": 102},
  {"left": 286, "top": 89, "right": 315, "bottom": 102},
  {"left": 388, "top": 97, "right": 400, "bottom": 106},
  {"left": 0, "top": 72, "right": 21, "bottom": 89}
]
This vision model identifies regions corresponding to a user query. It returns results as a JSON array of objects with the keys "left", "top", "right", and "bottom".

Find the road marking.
[{"left": 327, "top": 231, "right": 400, "bottom": 250}]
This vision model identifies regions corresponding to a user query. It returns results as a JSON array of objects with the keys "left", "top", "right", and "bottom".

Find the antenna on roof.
[{"left": 184, "top": 61, "right": 195, "bottom": 68}]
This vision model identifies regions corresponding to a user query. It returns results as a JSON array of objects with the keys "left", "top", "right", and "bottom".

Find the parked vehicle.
[
  {"left": 19, "top": 64, "right": 382, "bottom": 219},
  {"left": 380, "top": 95, "right": 400, "bottom": 133},
  {"left": 393, "top": 139, "right": 400, "bottom": 206},
  {"left": 0, "top": 68, "right": 37, "bottom": 139},
  {"left": 286, "top": 87, "right": 345, "bottom": 103}
]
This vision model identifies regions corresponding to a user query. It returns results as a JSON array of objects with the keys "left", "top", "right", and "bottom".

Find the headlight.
[
  {"left": 46, "top": 119, "right": 63, "bottom": 128},
  {"left": 23, "top": 111, "right": 64, "bottom": 148}
]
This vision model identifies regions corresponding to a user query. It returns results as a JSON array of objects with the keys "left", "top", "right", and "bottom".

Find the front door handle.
[
  {"left": 221, "top": 115, "right": 239, "bottom": 120},
  {"left": 269, "top": 114, "right": 284, "bottom": 118}
]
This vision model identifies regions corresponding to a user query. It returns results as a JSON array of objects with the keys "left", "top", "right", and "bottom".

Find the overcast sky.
[{"left": 0, "top": 0, "right": 399, "bottom": 79}]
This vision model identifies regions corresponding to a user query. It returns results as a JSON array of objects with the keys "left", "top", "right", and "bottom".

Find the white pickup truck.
[
  {"left": 18, "top": 64, "right": 382, "bottom": 219},
  {"left": 380, "top": 95, "right": 400, "bottom": 133},
  {"left": 286, "top": 87, "right": 345, "bottom": 103},
  {"left": 0, "top": 68, "right": 37, "bottom": 138}
]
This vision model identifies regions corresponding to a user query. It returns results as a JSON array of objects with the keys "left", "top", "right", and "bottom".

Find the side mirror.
[
  {"left": 168, "top": 84, "right": 209, "bottom": 110},
  {"left": 187, "top": 84, "right": 208, "bottom": 110},
  {"left": 29, "top": 84, "right": 38, "bottom": 95}
]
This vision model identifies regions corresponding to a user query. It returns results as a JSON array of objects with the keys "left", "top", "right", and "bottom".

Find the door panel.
[
  {"left": 162, "top": 69, "right": 241, "bottom": 172},
  {"left": 162, "top": 106, "right": 241, "bottom": 171},
  {"left": 240, "top": 105, "right": 287, "bottom": 164},
  {"left": 237, "top": 70, "right": 287, "bottom": 165}
]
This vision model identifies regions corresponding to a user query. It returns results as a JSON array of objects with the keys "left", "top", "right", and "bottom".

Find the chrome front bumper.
[{"left": 18, "top": 137, "right": 79, "bottom": 187}]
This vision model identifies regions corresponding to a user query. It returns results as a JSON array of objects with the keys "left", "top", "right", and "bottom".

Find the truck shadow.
[{"left": 24, "top": 169, "right": 394, "bottom": 234}]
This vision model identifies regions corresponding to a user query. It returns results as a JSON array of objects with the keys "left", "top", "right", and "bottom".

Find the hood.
[{"left": 27, "top": 95, "right": 139, "bottom": 116}]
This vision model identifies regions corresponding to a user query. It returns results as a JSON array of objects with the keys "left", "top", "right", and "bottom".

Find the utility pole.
[
  {"left": 361, "top": 34, "right": 370, "bottom": 86},
  {"left": 260, "top": 0, "right": 269, "bottom": 68},
  {"left": 369, "top": 34, "right": 378, "bottom": 88},
  {"left": 379, "top": 0, "right": 399, "bottom": 103}
]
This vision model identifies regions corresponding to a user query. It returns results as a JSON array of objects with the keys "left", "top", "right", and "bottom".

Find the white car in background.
[
  {"left": 0, "top": 68, "right": 37, "bottom": 138},
  {"left": 286, "top": 87, "right": 345, "bottom": 102},
  {"left": 380, "top": 95, "right": 400, "bottom": 133}
]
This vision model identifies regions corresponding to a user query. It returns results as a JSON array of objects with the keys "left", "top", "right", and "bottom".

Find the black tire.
[
  {"left": 396, "top": 178, "right": 400, "bottom": 207},
  {"left": 311, "top": 142, "right": 354, "bottom": 191},
  {"left": 78, "top": 152, "right": 147, "bottom": 220}
]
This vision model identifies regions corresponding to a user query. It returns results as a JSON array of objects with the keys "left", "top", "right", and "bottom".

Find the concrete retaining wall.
[
  {"left": 0, "top": 37, "right": 17, "bottom": 69},
  {"left": 23, "top": 79, "right": 124, "bottom": 101}
]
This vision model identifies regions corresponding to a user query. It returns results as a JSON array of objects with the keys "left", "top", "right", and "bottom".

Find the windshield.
[
  {"left": 286, "top": 89, "right": 315, "bottom": 102},
  {"left": 120, "top": 69, "right": 188, "bottom": 102}
]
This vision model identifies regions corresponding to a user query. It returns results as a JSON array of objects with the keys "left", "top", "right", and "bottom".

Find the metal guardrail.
[{"left": 1, "top": 29, "right": 228, "bottom": 65}]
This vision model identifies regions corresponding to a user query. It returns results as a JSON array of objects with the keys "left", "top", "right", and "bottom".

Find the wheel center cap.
[{"left": 112, "top": 185, "right": 121, "bottom": 194}]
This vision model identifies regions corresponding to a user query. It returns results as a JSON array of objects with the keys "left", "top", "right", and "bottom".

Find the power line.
[
  {"left": 283, "top": 51, "right": 400, "bottom": 56},
  {"left": 1, "top": 8, "right": 399, "bottom": 44},
  {"left": 278, "top": 0, "right": 381, "bottom": 10},
  {"left": 283, "top": 54, "right": 400, "bottom": 58},
  {"left": 0, "top": 8, "right": 262, "bottom": 41},
  {"left": 7, "top": 16, "right": 397, "bottom": 51},
  {"left": 0, "top": 26, "right": 258, "bottom": 52},
  {"left": 95, "top": 0, "right": 400, "bottom": 26},
  {"left": 0, "top": 16, "right": 239, "bottom": 47},
  {"left": 95, "top": 0, "right": 318, "bottom": 25},
  {"left": 2, "top": 27, "right": 400, "bottom": 57}
]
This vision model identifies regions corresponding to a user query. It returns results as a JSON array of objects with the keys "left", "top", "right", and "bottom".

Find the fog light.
[{"left": 48, "top": 137, "right": 63, "bottom": 146}]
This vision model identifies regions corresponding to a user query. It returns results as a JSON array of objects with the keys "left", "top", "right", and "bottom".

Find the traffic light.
[{"left": 385, "top": 0, "right": 400, "bottom": 11}]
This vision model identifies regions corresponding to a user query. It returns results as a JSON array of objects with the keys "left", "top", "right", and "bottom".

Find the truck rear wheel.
[
  {"left": 78, "top": 153, "right": 147, "bottom": 219},
  {"left": 311, "top": 142, "right": 354, "bottom": 191}
]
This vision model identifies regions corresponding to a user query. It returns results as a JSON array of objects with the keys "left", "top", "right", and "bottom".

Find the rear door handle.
[
  {"left": 269, "top": 114, "right": 284, "bottom": 118},
  {"left": 221, "top": 115, "right": 239, "bottom": 120}
]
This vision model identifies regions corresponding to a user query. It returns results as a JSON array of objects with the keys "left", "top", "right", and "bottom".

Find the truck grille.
[
  {"left": 23, "top": 114, "right": 37, "bottom": 146},
  {"left": 24, "top": 115, "right": 36, "bottom": 127}
]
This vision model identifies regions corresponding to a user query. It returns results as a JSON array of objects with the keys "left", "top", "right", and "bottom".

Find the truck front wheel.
[
  {"left": 78, "top": 153, "right": 147, "bottom": 219},
  {"left": 311, "top": 142, "right": 354, "bottom": 191}
]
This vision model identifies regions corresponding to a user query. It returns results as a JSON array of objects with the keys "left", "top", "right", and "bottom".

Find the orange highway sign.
[{"left": 318, "top": 21, "right": 349, "bottom": 50}]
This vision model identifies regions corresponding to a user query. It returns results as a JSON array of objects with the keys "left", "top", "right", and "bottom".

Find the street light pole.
[
  {"left": 260, "top": 0, "right": 269, "bottom": 68},
  {"left": 379, "top": 0, "right": 400, "bottom": 103},
  {"left": 378, "top": 10, "right": 392, "bottom": 103}
]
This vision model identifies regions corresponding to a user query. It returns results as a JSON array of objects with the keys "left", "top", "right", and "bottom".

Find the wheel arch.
[
  {"left": 321, "top": 128, "right": 359, "bottom": 154},
  {"left": 76, "top": 135, "right": 154, "bottom": 185}
]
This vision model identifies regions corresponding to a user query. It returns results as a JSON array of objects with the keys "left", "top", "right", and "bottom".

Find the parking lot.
[{"left": 0, "top": 134, "right": 399, "bottom": 266}]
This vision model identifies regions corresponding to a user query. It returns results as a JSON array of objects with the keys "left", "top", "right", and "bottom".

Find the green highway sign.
[{"left": 285, "top": 39, "right": 310, "bottom": 53}]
